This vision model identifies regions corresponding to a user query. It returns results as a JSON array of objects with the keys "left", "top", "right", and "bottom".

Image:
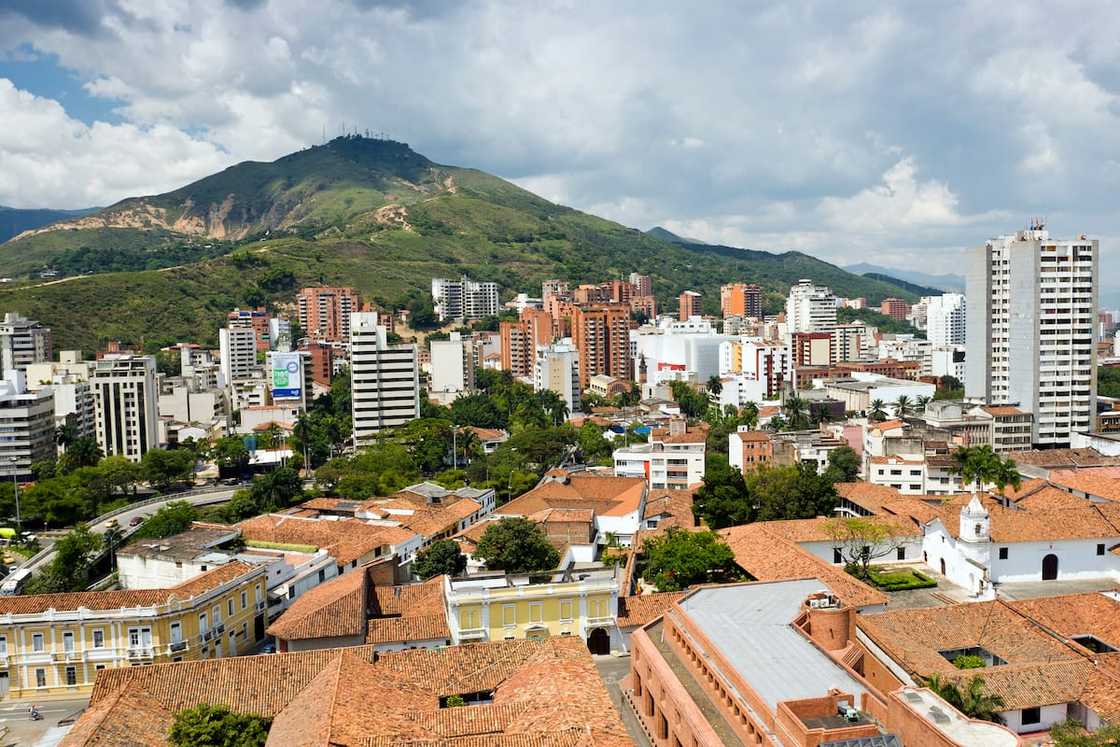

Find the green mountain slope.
[
  {"left": 0, "top": 136, "right": 929, "bottom": 351},
  {"left": 0, "top": 206, "right": 97, "bottom": 245}
]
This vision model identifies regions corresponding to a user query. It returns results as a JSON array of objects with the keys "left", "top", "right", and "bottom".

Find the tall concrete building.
[
  {"left": 966, "top": 226, "right": 1098, "bottom": 446},
  {"left": 227, "top": 308, "right": 271, "bottom": 351},
  {"left": 570, "top": 304, "right": 632, "bottom": 389},
  {"left": 534, "top": 339, "right": 581, "bottom": 414},
  {"left": 628, "top": 273, "right": 652, "bottom": 298},
  {"left": 0, "top": 313, "right": 51, "bottom": 377},
  {"left": 431, "top": 275, "right": 499, "bottom": 322},
  {"left": 219, "top": 326, "right": 258, "bottom": 385},
  {"left": 720, "top": 283, "right": 762, "bottom": 318},
  {"left": 0, "top": 371, "right": 56, "bottom": 482},
  {"left": 785, "top": 280, "right": 837, "bottom": 338},
  {"left": 297, "top": 287, "right": 360, "bottom": 342},
  {"left": 678, "top": 290, "right": 702, "bottom": 320},
  {"left": 429, "top": 332, "right": 476, "bottom": 404},
  {"left": 925, "top": 293, "right": 967, "bottom": 347},
  {"left": 349, "top": 313, "right": 419, "bottom": 444},
  {"left": 92, "top": 354, "right": 159, "bottom": 461}
]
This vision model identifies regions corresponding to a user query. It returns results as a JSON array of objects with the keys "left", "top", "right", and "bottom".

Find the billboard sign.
[{"left": 271, "top": 352, "right": 302, "bottom": 400}]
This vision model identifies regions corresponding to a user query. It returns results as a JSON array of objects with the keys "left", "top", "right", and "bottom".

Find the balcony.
[
  {"left": 586, "top": 616, "right": 616, "bottom": 628},
  {"left": 127, "top": 647, "right": 154, "bottom": 660},
  {"left": 458, "top": 627, "right": 487, "bottom": 641},
  {"left": 169, "top": 640, "right": 189, "bottom": 653}
]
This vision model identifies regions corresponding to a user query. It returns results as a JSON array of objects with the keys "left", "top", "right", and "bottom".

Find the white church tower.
[
  {"left": 957, "top": 496, "right": 994, "bottom": 599},
  {"left": 959, "top": 496, "right": 990, "bottom": 543}
]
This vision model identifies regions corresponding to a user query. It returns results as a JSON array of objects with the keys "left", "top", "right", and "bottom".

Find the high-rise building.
[
  {"left": 720, "top": 283, "right": 762, "bottom": 318},
  {"left": 830, "top": 322, "right": 872, "bottom": 364},
  {"left": 678, "top": 290, "right": 702, "bottom": 320},
  {"left": 629, "top": 273, "right": 652, "bottom": 297},
  {"left": 879, "top": 297, "right": 910, "bottom": 321},
  {"left": 534, "top": 339, "right": 581, "bottom": 415},
  {"left": 27, "top": 372, "right": 95, "bottom": 441},
  {"left": 966, "top": 225, "right": 1098, "bottom": 446},
  {"left": 925, "top": 293, "right": 967, "bottom": 347},
  {"left": 570, "top": 304, "right": 632, "bottom": 388},
  {"left": 499, "top": 320, "right": 535, "bottom": 379},
  {"left": 349, "top": 313, "right": 419, "bottom": 444},
  {"left": 0, "top": 313, "right": 51, "bottom": 377},
  {"left": 541, "top": 280, "right": 570, "bottom": 304},
  {"left": 785, "top": 280, "right": 837, "bottom": 337},
  {"left": 0, "top": 370, "right": 56, "bottom": 482},
  {"left": 269, "top": 317, "right": 293, "bottom": 352},
  {"left": 228, "top": 308, "right": 271, "bottom": 351},
  {"left": 429, "top": 332, "right": 476, "bottom": 403},
  {"left": 219, "top": 326, "right": 258, "bottom": 385},
  {"left": 431, "top": 275, "right": 499, "bottom": 322},
  {"left": 92, "top": 354, "right": 159, "bottom": 461},
  {"left": 297, "top": 287, "right": 360, "bottom": 342}
]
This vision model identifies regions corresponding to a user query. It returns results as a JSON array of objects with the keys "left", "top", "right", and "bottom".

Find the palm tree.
[
  {"left": 916, "top": 395, "right": 932, "bottom": 412},
  {"left": 784, "top": 394, "right": 808, "bottom": 428},
  {"left": 958, "top": 676, "right": 1006, "bottom": 722},
  {"left": 868, "top": 399, "right": 888, "bottom": 422},
  {"left": 740, "top": 401, "right": 760, "bottom": 430},
  {"left": 706, "top": 376, "right": 723, "bottom": 397},
  {"left": 990, "top": 457, "right": 1022, "bottom": 505},
  {"left": 951, "top": 445, "right": 1000, "bottom": 497},
  {"left": 894, "top": 395, "right": 914, "bottom": 418}
]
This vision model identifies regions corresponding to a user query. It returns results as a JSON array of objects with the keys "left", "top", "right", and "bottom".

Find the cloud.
[
  {"left": 0, "top": 1, "right": 1117, "bottom": 286},
  {"left": 0, "top": 79, "right": 229, "bottom": 208}
]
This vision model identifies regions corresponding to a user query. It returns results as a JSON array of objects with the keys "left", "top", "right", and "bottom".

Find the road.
[{"left": 0, "top": 695, "right": 88, "bottom": 746}]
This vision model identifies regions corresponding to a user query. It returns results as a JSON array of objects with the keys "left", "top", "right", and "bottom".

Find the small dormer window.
[{"left": 975, "top": 524, "right": 982, "bottom": 535}]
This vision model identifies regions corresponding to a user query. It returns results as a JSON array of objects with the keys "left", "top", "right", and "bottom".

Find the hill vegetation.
[
  {"left": 1, "top": 136, "right": 932, "bottom": 350},
  {"left": 0, "top": 206, "right": 96, "bottom": 244}
]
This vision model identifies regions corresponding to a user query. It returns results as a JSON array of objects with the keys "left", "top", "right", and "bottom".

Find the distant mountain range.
[
  {"left": 845, "top": 262, "right": 965, "bottom": 293},
  {"left": 0, "top": 206, "right": 97, "bottom": 245},
  {"left": 0, "top": 136, "right": 939, "bottom": 351}
]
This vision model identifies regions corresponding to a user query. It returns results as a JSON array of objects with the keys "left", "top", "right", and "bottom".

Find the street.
[{"left": 0, "top": 696, "right": 88, "bottom": 746}]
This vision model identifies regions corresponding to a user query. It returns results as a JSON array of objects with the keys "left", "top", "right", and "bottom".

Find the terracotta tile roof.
[
  {"left": 373, "top": 575, "right": 446, "bottom": 618},
  {"left": 59, "top": 687, "right": 174, "bottom": 747},
  {"left": 238, "top": 514, "right": 416, "bottom": 564},
  {"left": 1009, "top": 592, "right": 1120, "bottom": 650},
  {"left": 834, "top": 482, "right": 903, "bottom": 514},
  {"left": 362, "top": 732, "right": 591, "bottom": 746},
  {"left": 89, "top": 645, "right": 379, "bottom": 717},
  {"left": 267, "top": 567, "right": 368, "bottom": 641},
  {"left": 641, "top": 489, "right": 696, "bottom": 529},
  {"left": 397, "top": 498, "right": 482, "bottom": 539},
  {"left": 718, "top": 523, "right": 888, "bottom": 608},
  {"left": 883, "top": 495, "right": 1120, "bottom": 543},
  {"left": 300, "top": 496, "right": 361, "bottom": 513},
  {"left": 365, "top": 614, "right": 451, "bottom": 644},
  {"left": 732, "top": 429, "right": 770, "bottom": 443},
  {"left": 759, "top": 516, "right": 920, "bottom": 543},
  {"left": 649, "top": 424, "right": 708, "bottom": 444},
  {"left": 871, "top": 420, "right": 905, "bottom": 432},
  {"left": 500, "top": 474, "right": 646, "bottom": 519},
  {"left": 1014, "top": 486, "right": 1094, "bottom": 512},
  {"left": 1048, "top": 467, "right": 1120, "bottom": 501},
  {"left": 468, "top": 427, "right": 508, "bottom": 442},
  {"left": 944, "top": 660, "right": 1092, "bottom": 710},
  {"left": 617, "top": 592, "right": 684, "bottom": 628},
  {"left": 0, "top": 561, "right": 257, "bottom": 616},
  {"left": 1001, "top": 478, "right": 1050, "bottom": 502},
  {"left": 1011, "top": 448, "right": 1120, "bottom": 469},
  {"left": 980, "top": 405, "right": 1026, "bottom": 417},
  {"left": 870, "top": 455, "right": 924, "bottom": 465}
]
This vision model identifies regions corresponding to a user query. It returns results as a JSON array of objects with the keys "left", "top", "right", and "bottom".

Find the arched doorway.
[
  {"left": 939, "top": 558, "right": 946, "bottom": 576},
  {"left": 1042, "top": 554, "right": 1059, "bottom": 581},
  {"left": 587, "top": 627, "right": 610, "bottom": 655}
]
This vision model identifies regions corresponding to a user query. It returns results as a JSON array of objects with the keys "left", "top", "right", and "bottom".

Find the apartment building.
[
  {"left": 297, "top": 286, "right": 359, "bottom": 342},
  {"left": 720, "top": 282, "right": 762, "bottom": 318},
  {"left": 349, "top": 313, "right": 419, "bottom": 444},
  {"left": 0, "top": 562, "right": 267, "bottom": 699},
  {"left": 629, "top": 272, "right": 652, "bottom": 297},
  {"left": 226, "top": 308, "right": 270, "bottom": 351},
  {"left": 785, "top": 279, "right": 836, "bottom": 339},
  {"left": 925, "top": 293, "right": 966, "bottom": 346},
  {"left": 0, "top": 371, "right": 56, "bottom": 482},
  {"left": 830, "top": 321, "right": 873, "bottom": 364},
  {"left": 431, "top": 275, "right": 499, "bottom": 322},
  {"left": 569, "top": 303, "right": 632, "bottom": 388},
  {"left": 678, "top": 290, "right": 702, "bottom": 320},
  {"left": 614, "top": 419, "right": 706, "bottom": 490},
  {"left": 728, "top": 428, "right": 773, "bottom": 474},
  {"left": 218, "top": 325, "right": 257, "bottom": 386},
  {"left": 879, "top": 297, "right": 910, "bottom": 321},
  {"left": 967, "top": 225, "right": 1098, "bottom": 446},
  {"left": 428, "top": 332, "right": 475, "bottom": 404},
  {"left": 499, "top": 308, "right": 552, "bottom": 378},
  {"left": 0, "top": 313, "right": 51, "bottom": 378},
  {"left": 91, "top": 354, "right": 159, "bottom": 461},
  {"left": 534, "top": 339, "right": 581, "bottom": 414}
]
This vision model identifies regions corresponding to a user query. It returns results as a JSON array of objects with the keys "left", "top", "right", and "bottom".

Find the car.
[{"left": 129, "top": 516, "right": 145, "bottom": 527}]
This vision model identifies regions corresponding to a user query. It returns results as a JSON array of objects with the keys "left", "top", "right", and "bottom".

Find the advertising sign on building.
[{"left": 271, "top": 352, "right": 302, "bottom": 400}]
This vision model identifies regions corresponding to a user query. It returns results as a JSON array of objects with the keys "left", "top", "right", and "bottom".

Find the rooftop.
[
  {"left": 499, "top": 472, "right": 646, "bottom": 519},
  {"left": 678, "top": 580, "right": 870, "bottom": 712},
  {"left": 237, "top": 514, "right": 416, "bottom": 565},
  {"left": 118, "top": 526, "right": 241, "bottom": 562}
]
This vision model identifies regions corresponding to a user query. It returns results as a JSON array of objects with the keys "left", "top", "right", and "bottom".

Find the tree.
[
  {"left": 951, "top": 445, "right": 1015, "bottom": 497},
  {"left": 916, "top": 395, "right": 932, "bottom": 412},
  {"left": 133, "top": 501, "right": 198, "bottom": 539},
  {"left": 58, "top": 436, "right": 103, "bottom": 474},
  {"left": 868, "top": 399, "right": 888, "bottom": 421},
  {"left": 824, "top": 517, "right": 905, "bottom": 580},
  {"left": 474, "top": 517, "right": 559, "bottom": 573},
  {"left": 26, "top": 524, "right": 103, "bottom": 593},
  {"left": 142, "top": 448, "right": 196, "bottom": 491},
  {"left": 641, "top": 528, "right": 740, "bottom": 592},
  {"left": 894, "top": 395, "right": 914, "bottom": 418},
  {"left": 413, "top": 540, "right": 466, "bottom": 579},
  {"left": 669, "top": 381, "right": 708, "bottom": 419},
  {"left": 783, "top": 394, "right": 809, "bottom": 430},
  {"left": 694, "top": 455, "right": 752, "bottom": 529},
  {"left": 22, "top": 478, "right": 94, "bottom": 527},
  {"left": 923, "top": 674, "right": 1005, "bottom": 722},
  {"left": 210, "top": 436, "right": 250, "bottom": 470},
  {"left": 823, "top": 446, "right": 861, "bottom": 483},
  {"left": 745, "top": 463, "right": 838, "bottom": 522},
  {"left": 706, "top": 376, "right": 723, "bottom": 397},
  {"left": 449, "top": 392, "right": 506, "bottom": 428},
  {"left": 577, "top": 422, "right": 613, "bottom": 466},
  {"left": 169, "top": 704, "right": 271, "bottom": 747},
  {"left": 989, "top": 456, "right": 1022, "bottom": 504},
  {"left": 99, "top": 455, "right": 143, "bottom": 497},
  {"left": 1050, "top": 719, "right": 1120, "bottom": 747}
]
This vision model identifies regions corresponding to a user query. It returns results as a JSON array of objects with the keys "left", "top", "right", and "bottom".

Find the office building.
[
  {"left": 431, "top": 275, "right": 499, "bottom": 322},
  {"left": 678, "top": 290, "right": 702, "bottom": 320},
  {"left": 720, "top": 283, "right": 762, "bottom": 318},
  {"left": 0, "top": 371, "right": 56, "bottom": 482},
  {"left": 218, "top": 326, "right": 257, "bottom": 386},
  {"left": 785, "top": 280, "right": 837, "bottom": 338},
  {"left": 227, "top": 308, "right": 270, "bottom": 351},
  {"left": 297, "top": 286, "right": 360, "bottom": 342},
  {"left": 0, "top": 312, "right": 51, "bottom": 377},
  {"left": 570, "top": 304, "right": 632, "bottom": 388},
  {"left": 429, "top": 332, "right": 475, "bottom": 404},
  {"left": 92, "top": 354, "right": 159, "bottom": 461},
  {"left": 966, "top": 225, "right": 1098, "bottom": 446},
  {"left": 925, "top": 293, "right": 966, "bottom": 346},
  {"left": 613, "top": 419, "right": 706, "bottom": 490},
  {"left": 879, "top": 297, "right": 910, "bottom": 321},
  {"left": 534, "top": 339, "right": 581, "bottom": 414},
  {"left": 350, "top": 313, "right": 419, "bottom": 444}
]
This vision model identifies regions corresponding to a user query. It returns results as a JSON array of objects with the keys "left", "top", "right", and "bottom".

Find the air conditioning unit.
[{"left": 203, "top": 631, "right": 213, "bottom": 641}]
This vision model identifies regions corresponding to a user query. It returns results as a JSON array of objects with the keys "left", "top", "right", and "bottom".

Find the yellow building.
[
  {"left": 444, "top": 565, "right": 621, "bottom": 655},
  {"left": 0, "top": 561, "right": 267, "bottom": 699}
]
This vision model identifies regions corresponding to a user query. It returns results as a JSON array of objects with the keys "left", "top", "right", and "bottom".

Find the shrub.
[{"left": 953, "top": 654, "right": 987, "bottom": 670}]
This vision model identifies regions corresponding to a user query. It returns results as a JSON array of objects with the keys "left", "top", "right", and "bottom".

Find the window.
[
  {"left": 170, "top": 622, "right": 182, "bottom": 644},
  {"left": 65, "top": 666, "right": 77, "bottom": 686},
  {"left": 1021, "top": 706, "right": 1041, "bottom": 725},
  {"left": 528, "top": 603, "right": 543, "bottom": 624},
  {"left": 833, "top": 548, "right": 842, "bottom": 563},
  {"left": 241, "top": 590, "right": 247, "bottom": 610},
  {"left": 502, "top": 605, "right": 516, "bottom": 626},
  {"left": 128, "top": 627, "right": 152, "bottom": 649},
  {"left": 998, "top": 547, "right": 1008, "bottom": 560},
  {"left": 35, "top": 669, "right": 46, "bottom": 688},
  {"left": 560, "top": 600, "right": 573, "bottom": 621},
  {"left": 460, "top": 608, "right": 478, "bottom": 629},
  {"left": 63, "top": 631, "right": 74, "bottom": 652},
  {"left": 897, "top": 547, "right": 906, "bottom": 560},
  {"left": 32, "top": 633, "right": 44, "bottom": 652},
  {"left": 199, "top": 612, "right": 209, "bottom": 635},
  {"left": 228, "top": 599, "right": 235, "bottom": 618},
  {"left": 213, "top": 605, "right": 222, "bottom": 625},
  {"left": 254, "top": 584, "right": 262, "bottom": 603},
  {"left": 0, "top": 636, "right": 6, "bottom": 655},
  {"left": 1098, "top": 543, "right": 1106, "bottom": 556},
  {"left": 318, "top": 568, "right": 326, "bottom": 583},
  {"left": 95, "top": 664, "right": 105, "bottom": 672},
  {"left": 92, "top": 629, "right": 104, "bottom": 649}
]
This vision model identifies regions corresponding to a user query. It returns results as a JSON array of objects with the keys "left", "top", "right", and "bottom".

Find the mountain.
[
  {"left": 0, "top": 136, "right": 931, "bottom": 351},
  {"left": 0, "top": 206, "right": 97, "bottom": 245},
  {"left": 645, "top": 226, "right": 696, "bottom": 245},
  {"left": 859, "top": 272, "right": 945, "bottom": 298},
  {"left": 845, "top": 262, "right": 965, "bottom": 293}
]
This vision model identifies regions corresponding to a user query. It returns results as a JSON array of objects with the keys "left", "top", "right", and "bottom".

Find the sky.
[{"left": 1, "top": 0, "right": 1118, "bottom": 300}]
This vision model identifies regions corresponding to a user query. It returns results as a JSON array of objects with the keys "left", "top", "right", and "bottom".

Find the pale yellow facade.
[{"left": 0, "top": 567, "right": 267, "bottom": 699}]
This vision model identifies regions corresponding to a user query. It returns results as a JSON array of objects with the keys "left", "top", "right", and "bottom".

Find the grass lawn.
[{"left": 863, "top": 566, "right": 938, "bottom": 592}]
